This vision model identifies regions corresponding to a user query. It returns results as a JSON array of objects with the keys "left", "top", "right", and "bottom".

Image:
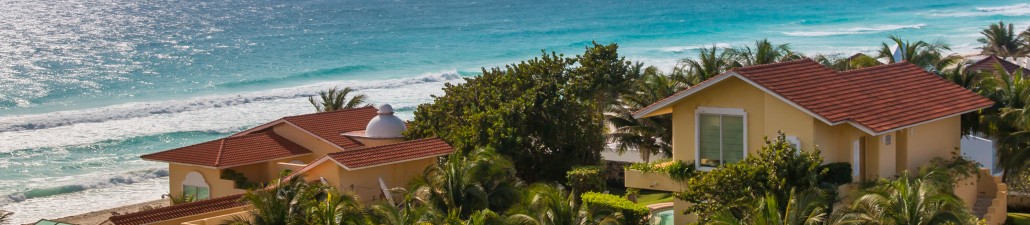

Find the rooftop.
[
  {"left": 634, "top": 59, "right": 994, "bottom": 134},
  {"left": 140, "top": 131, "right": 310, "bottom": 168},
  {"left": 966, "top": 55, "right": 1030, "bottom": 75},
  {"left": 108, "top": 194, "right": 245, "bottom": 225},
  {"left": 327, "top": 138, "right": 453, "bottom": 169}
]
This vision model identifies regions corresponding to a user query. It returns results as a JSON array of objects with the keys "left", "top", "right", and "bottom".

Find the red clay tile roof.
[
  {"left": 281, "top": 106, "right": 378, "bottom": 148},
  {"left": 966, "top": 55, "right": 1030, "bottom": 75},
  {"left": 635, "top": 59, "right": 994, "bottom": 134},
  {"left": 141, "top": 131, "right": 311, "bottom": 168},
  {"left": 109, "top": 194, "right": 246, "bottom": 225},
  {"left": 327, "top": 138, "right": 453, "bottom": 169}
]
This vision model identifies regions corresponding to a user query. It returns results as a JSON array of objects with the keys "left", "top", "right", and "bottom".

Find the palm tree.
[
  {"left": 977, "top": 67, "right": 1030, "bottom": 182},
  {"left": 830, "top": 169, "right": 974, "bottom": 225},
  {"left": 309, "top": 87, "right": 370, "bottom": 112},
  {"left": 306, "top": 187, "right": 366, "bottom": 225},
  {"left": 727, "top": 39, "right": 802, "bottom": 67},
  {"left": 877, "top": 35, "right": 961, "bottom": 72},
  {"left": 366, "top": 198, "right": 442, "bottom": 225},
  {"left": 680, "top": 45, "right": 735, "bottom": 81},
  {"left": 223, "top": 176, "right": 312, "bottom": 225},
  {"left": 507, "top": 184, "right": 622, "bottom": 225},
  {"left": 710, "top": 188, "right": 829, "bottom": 225},
  {"left": 0, "top": 211, "right": 11, "bottom": 225},
  {"left": 978, "top": 21, "right": 1028, "bottom": 60},
  {"left": 938, "top": 63, "right": 987, "bottom": 136},
  {"left": 606, "top": 68, "right": 689, "bottom": 161},
  {"left": 814, "top": 53, "right": 881, "bottom": 72},
  {"left": 407, "top": 148, "right": 524, "bottom": 219}
]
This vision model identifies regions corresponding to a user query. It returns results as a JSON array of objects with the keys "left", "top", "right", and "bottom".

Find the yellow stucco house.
[
  {"left": 107, "top": 104, "right": 453, "bottom": 225},
  {"left": 625, "top": 59, "right": 1008, "bottom": 224}
]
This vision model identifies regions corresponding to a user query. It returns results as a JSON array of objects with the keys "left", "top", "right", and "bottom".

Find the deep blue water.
[{"left": 0, "top": 0, "right": 1027, "bottom": 222}]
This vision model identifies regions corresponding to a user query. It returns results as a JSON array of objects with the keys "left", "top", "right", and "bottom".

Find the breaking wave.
[
  {"left": 658, "top": 43, "right": 731, "bottom": 53},
  {"left": 782, "top": 23, "right": 927, "bottom": 37},
  {"left": 2, "top": 168, "right": 168, "bottom": 205}
]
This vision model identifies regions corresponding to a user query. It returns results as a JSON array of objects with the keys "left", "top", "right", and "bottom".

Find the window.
[
  {"left": 183, "top": 185, "right": 210, "bottom": 200},
  {"left": 182, "top": 171, "right": 211, "bottom": 200},
  {"left": 696, "top": 107, "right": 746, "bottom": 168},
  {"left": 883, "top": 135, "right": 892, "bottom": 145}
]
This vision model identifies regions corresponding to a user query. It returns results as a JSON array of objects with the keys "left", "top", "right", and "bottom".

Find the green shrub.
[
  {"left": 581, "top": 192, "right": 650, "bottom": 225},
  {"left": 566, "top": 166, "right": 606, "bottom": 193},
  {"left": 625, "top": 160, "right": 697, "bottom": 181},
  {"left": 818, "top": 162, "right": 853, "bottom": 186},
  {"left": 220, "top": 169, "right": 262, "bottom": 189}
]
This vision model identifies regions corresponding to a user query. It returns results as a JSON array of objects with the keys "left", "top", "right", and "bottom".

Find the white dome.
[{"left": 364, "top": 104, "right": 406, "bottom": 138}]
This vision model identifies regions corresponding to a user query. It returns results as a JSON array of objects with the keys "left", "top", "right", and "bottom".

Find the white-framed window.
[
  {"left": 183, "top": 171, "right": 211, "bottom": 200},
  {"left": 696, "top": 107, "right": 747, "bottom": 170}
]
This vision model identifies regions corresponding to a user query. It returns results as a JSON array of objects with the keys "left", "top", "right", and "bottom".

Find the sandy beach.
[{"left": 45, "top": 200, "right": 169, "bottom": 225}]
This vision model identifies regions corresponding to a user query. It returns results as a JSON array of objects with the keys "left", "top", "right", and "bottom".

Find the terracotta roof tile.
[
  {"left": 966, "top": 55, "right": 1030, "bottom": 75},
  {"left": 328, "top": 138, "right": 453, "bottom": 169},
  {"left": 109, "top": 194, "right": 246, "bottom": 225},
  {"left": 282, "top": 107, "right": 378, "bottom": 148},
  {"left": 141, "top": 131, "right": 311, "bottom": 168},
  {"left": 637, "top": 59, "right": 994, "bottom": 134}
]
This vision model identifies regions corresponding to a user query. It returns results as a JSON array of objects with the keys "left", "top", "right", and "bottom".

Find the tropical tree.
[
  {"left": 727, "top": 39, "right": 802, "bottom": 67},
  {"left": 976, "top": 67, "right": 1030, "bottom": 181},
  {"left": 877, "top": 35, "right": 961, "bottom": 72},
  {"left": 709, "top": 188, "right": 829, "bottom": 225},
  {"left": 507, "top": 184, "right": 622, "bottom": 225},
  {"left": 978, "top": 21, "right": 1028, "bottom": 60},
  {"left": 407, "top": 148, "right": 524, "bottom": 219},
  {"left": 224, "top": 176, "right": 311, "bottom": 225},
  {"left": 830, "top": 169, "right": 974, "bottom": 225},
  {"left": 680, "top": 45, "right": 735, "bottom": 81},
  {"left": 306, "top": 186, "right": 366, "bottom": 225},
  {"left": 605, "top": 68, "right": 691, "bottom": 161},
  {"left": 0, "top": 211, "right": 11, "bottom": 225},
  {"left": 309, "top": 87, "right": 370, "bottom": 112},
  {"left": 938, "top": 63, "right": 987, "bottom": 136},
  {"left": 367, "top": 198, "right": 443, "bottom": 225}
]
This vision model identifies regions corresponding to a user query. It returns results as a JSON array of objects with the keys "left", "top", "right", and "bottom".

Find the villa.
[
  {"left": 106, "top": 104, "right": 454, "bottom": 225},
  {"left": 625, "top": 59, "right": 1009, "bottom": 224}
]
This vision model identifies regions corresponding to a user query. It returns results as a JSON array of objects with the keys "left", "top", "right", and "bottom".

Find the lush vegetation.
[
  {"left": 308, "top": 86, "right": 370, "bottom": 112},
  {"left": 566, "top": 166, "right": 606, "bottom": 194},
  {"left": 581, "top": 192, "right": 650, "bottom": 225},
  {"left": 625, "top": 160, "right": 696, "bottom": 181},
  {"left": 1009, "top": 213, "right": 1030, "bottom": 225}
]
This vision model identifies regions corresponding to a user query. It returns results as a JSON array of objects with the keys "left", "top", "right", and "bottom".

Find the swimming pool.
[{"left": 651, "top": 208, "right": 674, "bottom": 225}]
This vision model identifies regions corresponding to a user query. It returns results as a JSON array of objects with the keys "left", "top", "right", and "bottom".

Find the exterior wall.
[
  {"left": 762, "top": 93, "right": 816, "bottom": 151},
  {"left": 670, "top": 77, "right": 771, "bottom": 163},
  {"left": 902, "top": 116, "right": 962, "bottom": 172},
  {"left": 978, "top": 168, "right": 1008, "bottom": 225},
  {"left": 168, "top": 164, "right": 243, "bottom": 200},
  {"left": 623, "top": 170, "right": 685, "bottom": 192},
  {"left": 299, "top": 157, "right": 435, "bottom": 203},
  {"left": 272, "top": 123, "right": 341, "bottom": 157},
  {"left": 954, "top": 174, "right": 979, "bottom": 210}
]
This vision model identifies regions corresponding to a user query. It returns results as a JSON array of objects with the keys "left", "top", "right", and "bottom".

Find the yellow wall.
[
  {"left": 300, "top": 157, "right": 435, "bottom": 203},
  {"left": 273, "top": 123, "right": 342, "bottom": 157},
  {"left": 671, "top": 77, "right": 768, "bottom": 163},
  {"left": 167, "top": 164, "right": 244, "bottom": 200},
  {"left": 902, "top": 116, "right": 962, "bottom": 172}
]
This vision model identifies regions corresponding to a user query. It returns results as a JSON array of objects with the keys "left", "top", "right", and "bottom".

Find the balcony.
[{"left": 623, "top": 161, "right": 692, "bottom": 192}]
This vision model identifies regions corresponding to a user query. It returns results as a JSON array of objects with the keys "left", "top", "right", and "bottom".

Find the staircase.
[{"left": 972, "top": 194, "right": 992, "bottom": 219}]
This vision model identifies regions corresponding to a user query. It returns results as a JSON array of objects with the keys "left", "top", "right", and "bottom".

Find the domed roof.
[{"left": 364, "top": 104, "right": 406, "bottom": 138}]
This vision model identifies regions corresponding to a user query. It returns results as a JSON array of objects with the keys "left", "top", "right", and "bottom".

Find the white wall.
[{"left": 960, "top": 135, "right": 998, "bottom": 174}]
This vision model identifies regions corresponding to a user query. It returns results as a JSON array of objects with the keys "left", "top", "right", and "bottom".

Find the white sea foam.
[
  {"left": 0, "top": 71, "right": 463, "bottom": 152},
  {"left": 927, "top": 3, "right": 1030, "bottom": 17},
  {"left": 782, "top": 24, "right": 927, "bottom": 37},
  {"left": 658, "top": 43, "right": 731, "bottom": 53},
  {"left": 0, "top": 173, "right": 170, "bottom": 224}
]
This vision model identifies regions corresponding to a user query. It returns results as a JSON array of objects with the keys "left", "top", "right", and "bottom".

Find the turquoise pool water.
[{"left": 652, "top": 208, "right": 674, "bottom": 225}]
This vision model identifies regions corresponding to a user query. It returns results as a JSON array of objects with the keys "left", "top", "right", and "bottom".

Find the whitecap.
[
  {"left": 658, "top": 43, "right": 731, "bottom": 53},
  {"left": 782, "top": 24, "right": 927, "bottom": 37}
]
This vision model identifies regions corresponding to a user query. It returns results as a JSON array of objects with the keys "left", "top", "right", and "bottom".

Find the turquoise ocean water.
[{"left": 1, "top": 0, "right": 1028, "bottom": 222}]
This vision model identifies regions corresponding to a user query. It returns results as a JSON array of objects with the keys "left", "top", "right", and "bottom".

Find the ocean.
[{"left": 1, "top": 0, "right": 1028, "bottom": 222}]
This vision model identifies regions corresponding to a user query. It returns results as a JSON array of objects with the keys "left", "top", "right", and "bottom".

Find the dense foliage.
[
  {"left": 405, "top": 148, "right": 523, "bottom": 219},
  {"left": 406, "top": 42, "right": 644, "bottom": 182},
  {"left": 677, "top": 132, "right": 829, "bottom": 222},
  {"left": 625, "top": 160, "right": 696, "bottom": 181},
  {"left": 566, "top": 166, "right": 606, "bottom": 194},
  {"left": 581, "top": 192, "right": 650, "bottom": 225},
  {"left": 816, "top": 162, "right": 853, "bottom": 186}
]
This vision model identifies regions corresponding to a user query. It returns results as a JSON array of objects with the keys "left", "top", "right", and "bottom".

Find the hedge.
[
  {"left": 567, "top": 166, "right": 606, "bottom": 193},
  {"left": 817, "top": 162, "right": 852, "bottom": 186},
  {"left": 581, "top": 192, "right": 650, "bottom": 225}
]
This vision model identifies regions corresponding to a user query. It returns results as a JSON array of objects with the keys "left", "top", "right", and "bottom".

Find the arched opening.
[{"left": 182, "top": 171, "right": 211, "bottom": 200}]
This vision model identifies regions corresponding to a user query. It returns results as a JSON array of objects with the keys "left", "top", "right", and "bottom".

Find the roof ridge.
[
  {"left": 838, "top": 61, "right": 911, "bottom": 74},
  {"left": 330, "top": 138, "right": 440, "bottom": 154},
  {"left": 214, "top": 139, "right": 226, "bottom": 166},
  {"left": 729, "top": 58, "right": 815, "bottom": 73},
  {"left": 283, "top": 106, "right": 377, "bottom": 120}
]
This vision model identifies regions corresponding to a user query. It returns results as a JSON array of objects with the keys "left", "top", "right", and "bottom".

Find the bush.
[
  {"left": 567, "top": 166, "right": 606, "bottom": 194},
  {"left": 581, "top": 192, "right": 650, "bottom": 225},
  {"left": 818, "top": 162, "right": 853, "bottom": 186},
  {"left": 220, "top": 169, "right": 262, "bottom": 189},
  {"left": 625, "top": 160, "right": 697, "bottom": 181}
]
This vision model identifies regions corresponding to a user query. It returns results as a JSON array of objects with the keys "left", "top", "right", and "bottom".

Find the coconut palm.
[
  {"left": 977, "top": 67, "right": 1030, "bottom": 181},
  {"left": 710, "top": 188, "right": 829, "bottom": 225},
  {"left": 938, "top": 63, "right": 986, "bottom": 136},
  {"left": 507, "top": 184, "right": 622, "bottom": 225},
  {"left": 605, "top": 68, "right": 689, "bottom": 161},
  {"left": 830, "top": 169, "right": 974, "bottom": 225},
  {"left": 306, "top": 187, "right": 366, "bottom": 225},
  {"left": 727, "top": 39, "right": 802, "bottom": 67},
  {"left": 367, "top": 199, "right": 442, "bottom": 225},
  {"left": 877, "top": 36, "right": 961, "bottom": 72},
  {"left": 461, "top": 209, "right": 537, "bottom": 225},
  {"left": 222, "top": 176, "right": 312, "bottom": 225},
  {"left": 407, "top": 148, "right": 524, "bottom": 219},
  {"left": 681, "top": 45, "right": 735, "bottom": 81},
  {"left": 309, "top": 87, "right": 371, "bottom": 112},
  {"left": 0, "top": 211, "right": 11, "bottom": 225},
  {"left": 978, "top": 21, "right": 1028, "bottom": 60},
  {"left": 814, "top": 53, "right": 882, "bottom": 72}
]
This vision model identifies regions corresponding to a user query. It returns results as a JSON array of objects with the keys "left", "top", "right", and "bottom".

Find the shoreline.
[{"left": 46, "top": 199, "right": 168, "bottom": 225}]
